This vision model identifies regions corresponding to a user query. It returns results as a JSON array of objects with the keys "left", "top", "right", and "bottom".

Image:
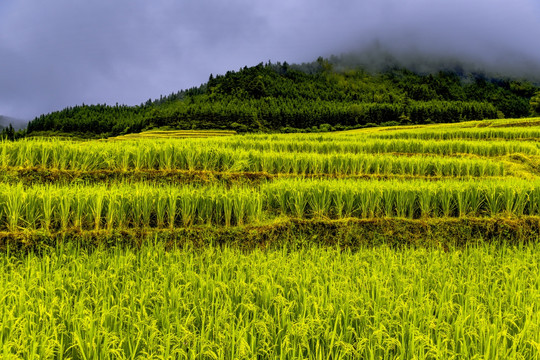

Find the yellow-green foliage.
[
  {"left": 0, "top": 138, "right": 507, "bottom": 176},
  {"left": 109, "top": 129, "right": 236, "bottom": 140},
  {"left": 1, "top": 118, "right": 540, "bottom": 233},
  {"left": 2, "top": 244, "right": 540, "bottom": 359},
  {"left": 0, "top": 178, "right": 539, "bottom": 232},
  {"left": 2, "top": 118, "right": 540, "bottom": 359}
]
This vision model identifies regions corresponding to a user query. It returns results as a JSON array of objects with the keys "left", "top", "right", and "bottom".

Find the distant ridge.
[{"left": 0, "top": 115, "right": 27, "bottom": 130}]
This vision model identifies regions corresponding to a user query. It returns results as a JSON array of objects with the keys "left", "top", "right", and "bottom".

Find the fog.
[{"left": 0, "top": 115, "right": 26, "bottom": 130}]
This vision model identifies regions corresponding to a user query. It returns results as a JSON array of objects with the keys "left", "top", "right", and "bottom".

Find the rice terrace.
[
  {"left": 4, "top": 0, "right": 540, "bottom": 356},
  {"left": 1, "top": 113, "right": 540, "bottom": 358},
  {"left": 3, "top": 27, "right": 540, "bottom": 358}
]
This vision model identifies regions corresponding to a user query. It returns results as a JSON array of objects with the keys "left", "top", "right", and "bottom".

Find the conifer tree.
[{"left": 531, "top": 92, "right": 540, "bottom": 116}]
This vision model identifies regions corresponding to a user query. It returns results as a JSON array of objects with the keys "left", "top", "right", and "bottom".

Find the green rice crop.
[
  {"left": 341, "top": 116, "right": 540, "bottom": 132},
  {"left": 2, "top": 119, "right": 540, "bottom": 359},
  {"left": 363, "top": 127, "right": 540, "bottom": 141},
  {"left": 1, "top": 243, "right": 540, "bottom": 359},
  {"left": 110, "top": 129, "right": 237, "bottom": 140},
  {"left": 0, "top": 139, "right": 512, "bottom": 176},
  {"left": 262, "top": 178, "right": 540, "bottom": 220},
  {"left": 215, "top": 137, "right": 540, "bottom": 156},
  {"left": 1, "top": 178, "right": 539, "bottom": 232}
]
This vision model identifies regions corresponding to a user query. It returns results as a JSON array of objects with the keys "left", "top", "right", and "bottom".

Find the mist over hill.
[
  {"left": 324, "top": 44, "right": 540, "bottom": 84},
  {"left": 0, "top": 115, "right": 27, "bottom": 130}
]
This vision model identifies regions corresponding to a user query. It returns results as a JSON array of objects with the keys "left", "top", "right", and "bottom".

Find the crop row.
[
  {"left": 214, "top": 137, "right": 539, "bottom": 156},
  {"left": 0, "top": 140, "right": 506, "bottom": 177},
  {"left": 364, "top": 127, "right": 540, "bottom": 141},
  {"left": 1, "top": 179, "right": 539, "bottom": 231},
  {"left": 5, "top": 138, "right": 540, "bottom": 166}
]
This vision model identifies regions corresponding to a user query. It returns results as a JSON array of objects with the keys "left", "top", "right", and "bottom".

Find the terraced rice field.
[
  {"left": 109, "top": 129, "right": 237, "bottom": 140},
  {"left": 2, "top": 118, "right": 540, "bottom": 359}
]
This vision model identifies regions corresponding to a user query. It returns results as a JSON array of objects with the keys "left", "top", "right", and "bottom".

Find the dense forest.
[{"left": 25, "top": 58, "right": 540, "bottom": 137}]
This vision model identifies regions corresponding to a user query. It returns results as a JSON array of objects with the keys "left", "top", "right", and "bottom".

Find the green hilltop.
[{"left": 25, "top": 57, "right": 540, "bottom": 137}]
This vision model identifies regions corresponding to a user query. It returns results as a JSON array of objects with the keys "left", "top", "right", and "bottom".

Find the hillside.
[{"left": 26, "top": 58, "right": 540, "bottom": 137}]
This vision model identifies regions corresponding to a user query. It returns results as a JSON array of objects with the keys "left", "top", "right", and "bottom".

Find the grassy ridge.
[
  {"left": 109, "top": 129, "right": 237, "bottom": 140},
  {"left": 2, "top": 217, "right": 540, "bottom": 254}
]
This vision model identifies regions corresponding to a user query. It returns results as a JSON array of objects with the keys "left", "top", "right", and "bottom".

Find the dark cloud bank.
[{"left": 1, "top": 0, "right": 539, "bottom": 122}]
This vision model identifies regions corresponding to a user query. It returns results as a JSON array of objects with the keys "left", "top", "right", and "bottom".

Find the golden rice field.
[
  {"left": 108, "top": 129, "right": 237, "bottom": 140},
  {"left": 2, "top": 119, "right": 540, "bottom": 359}
]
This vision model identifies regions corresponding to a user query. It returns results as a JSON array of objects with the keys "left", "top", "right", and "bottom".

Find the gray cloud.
[{"left": 1, "top": 0, "right": 539, "bottom": 120}]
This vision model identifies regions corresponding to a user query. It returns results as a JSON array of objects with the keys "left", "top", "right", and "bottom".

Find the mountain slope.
[{"left": 26, "top": 58, "right": 539, "bottom": 137}]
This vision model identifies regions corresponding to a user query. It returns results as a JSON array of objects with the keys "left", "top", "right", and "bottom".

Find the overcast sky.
[{"left": 1, "top": 0, "right": 539, "bottom": 121}]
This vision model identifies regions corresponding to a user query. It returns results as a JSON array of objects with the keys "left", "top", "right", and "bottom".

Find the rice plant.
[
  {"left": 1, "top": 243, "right": 540, "bottom": 359},
  {"left": 1, "top": 119, "right": 540, "bottom": 359},
  {"left": 1, "top": 178, "right": 539, "bottom": 232},
  {"left": 0, "top": 138, "right": 514, "bottom": 177}
]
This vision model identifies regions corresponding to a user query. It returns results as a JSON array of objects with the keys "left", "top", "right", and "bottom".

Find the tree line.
[{"left": 25, "top": 58, "right": 540, "bottom": 137}]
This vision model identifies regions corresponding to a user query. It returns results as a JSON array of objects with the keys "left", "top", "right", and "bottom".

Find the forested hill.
[{"left": 26, "top": 58, "right": 540, "bottom": 137}]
